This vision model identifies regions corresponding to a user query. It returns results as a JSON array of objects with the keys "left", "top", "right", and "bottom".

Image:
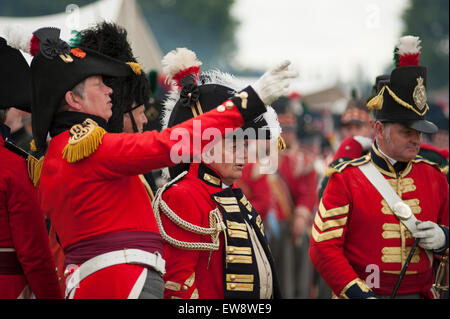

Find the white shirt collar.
[{"left": 377, "top": 146, "right": 397, "bottom": 165}]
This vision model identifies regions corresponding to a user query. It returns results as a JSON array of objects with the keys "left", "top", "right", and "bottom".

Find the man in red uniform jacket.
[
  {"left": 20, "top": 28, "right": 296, "bottom": 299},
  {"left": 310, "top": 36, "right": 449, "bottom": 299},
  {"left": 153, "top": 48, "right": 296, "bottom": 298},
  {"left": 0, "top": 37, "right": 62, "bottom": 299}
]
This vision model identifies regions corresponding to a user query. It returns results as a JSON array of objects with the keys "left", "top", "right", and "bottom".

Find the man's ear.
[
  {"left": 64, "top": 91, "right": 83, "bottom": 111},
  {"left": 374, "top": 121, "right": 384, "bottom": 139}
]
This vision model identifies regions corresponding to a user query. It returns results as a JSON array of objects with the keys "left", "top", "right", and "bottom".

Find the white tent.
[{"left": 0, "top": 0, "right": 162, "bottom": 72}]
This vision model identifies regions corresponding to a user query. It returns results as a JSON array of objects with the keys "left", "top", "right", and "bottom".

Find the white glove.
[
  {"left": 414, "top": 221, "right": 446, "bottom": 251},
  {"left": 353, "top": 136, "right": 373, "bottom": 151},
  {"left": 252, "top": 60, "right": 299, "bottom": 105}
]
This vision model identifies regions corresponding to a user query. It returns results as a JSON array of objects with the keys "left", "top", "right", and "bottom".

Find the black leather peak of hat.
[{"left": 0, "top": 37, "right": 31, "bottom": 112}]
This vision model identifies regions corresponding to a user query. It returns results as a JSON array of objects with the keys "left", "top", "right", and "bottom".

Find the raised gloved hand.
[
  {"left": 414, "top": 221, "right": 446, "bottom": 251},
  {"left": 252, "top": 60, "right": 299, "bottom": 105}
]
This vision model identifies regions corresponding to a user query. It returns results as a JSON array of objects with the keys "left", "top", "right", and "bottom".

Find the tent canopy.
[{"left": 0, "top": 0, "right": 162, "bottom": 72}]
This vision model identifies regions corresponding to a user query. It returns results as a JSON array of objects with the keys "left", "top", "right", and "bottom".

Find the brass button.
[
  {"left": 225, "top": 101, "right": 234, "bottom": 109},
  {"left": 217, "top": 105, "right": 225, "bottom": 112},
  {"left": 230, "top": 275, "right": 236, "bottom": 281},
  {"left": 182, "top": 285, "right": 188, "bottom": 291},
  {"left": 230, "top": 283, "right": 236, "bottom": 289}
]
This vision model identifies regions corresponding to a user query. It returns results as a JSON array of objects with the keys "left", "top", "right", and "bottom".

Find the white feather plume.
[
  {"left": 255, "top": 105, "right": 282, "bottom": 141},
  {"left": 161, "top": 48, "right": 202, "bottom": 82},
  {"left": 396, "top": 35, "right": 421, "bottom": 55},
  {"left": 160, "top": 69, "right": 244, "bottom": 130},
  {"left": 1, "top": 24, "right": 32, "bottom": 54}
]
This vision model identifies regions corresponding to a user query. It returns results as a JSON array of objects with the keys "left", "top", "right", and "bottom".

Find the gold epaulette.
[
  {"left": 411, "top": 155, "right": 442, "bottom": 169},
  {"left": 62, "top": 118, "right": 106, "bottom": 163},
  {"left": 27, "top": 155, "right": 44, "bottom": 187},
  {"left": 3, "top": 138, "right": 43, "bottom": 187},
  {"left": 325, "top": 155, "right": 371, "bottom": 177}
]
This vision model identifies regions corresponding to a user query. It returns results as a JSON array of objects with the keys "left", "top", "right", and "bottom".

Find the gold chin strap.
[
  {"left": 190, "top": 98, "right": 203, "bottom": 117},
  {"left": 366, "top": 85, "right": 429, "bottom": 116},
  {"left": 277, "top": 136, "right": 286, "bottom": 151}
]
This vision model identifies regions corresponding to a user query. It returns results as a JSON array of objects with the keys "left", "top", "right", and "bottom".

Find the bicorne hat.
[
  {"left": 0, "top": 37, "right": 31, "bottom": 112},
  {"left": 5, "top": 26, "right": 135, "bottom": 152},
  {"left": 161, "top": 48, "right": 283, "bottom": 178}
]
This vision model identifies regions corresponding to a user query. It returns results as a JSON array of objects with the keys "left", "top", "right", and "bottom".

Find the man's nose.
[
  {"left": 142, "top": 113, "right": 148, "bottom": 124},
  {"left": 104, "top": 84, "right": 113, "bottom": 95}
]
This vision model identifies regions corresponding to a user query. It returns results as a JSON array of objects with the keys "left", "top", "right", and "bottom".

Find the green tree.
[
  {"left": 0, "top": 0, "right": 95, "bottom": 17},
  {"left": 138, "top": 0, "right": 238, "bottom": 71},
  {"left": 1, "top": 0, "right": 239, "bottom": 71},
  {"left": 402, "top": 0, "right": 449, "bottom": 90}
]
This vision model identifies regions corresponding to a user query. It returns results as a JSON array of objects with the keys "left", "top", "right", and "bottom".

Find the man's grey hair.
[
  {"left": 58, "top": 79, "right": 87, "bottom": 112},
  {"left": 375, "top": 121, "right": 393, "bottom": 145}
]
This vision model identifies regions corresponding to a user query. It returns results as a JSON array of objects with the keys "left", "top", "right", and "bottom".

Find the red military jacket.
[
  {"left": 40, "top": 89, "right": 261, "bottom": 250},
  {"left": 310, "top": 143, "right": 449, "bottom": 298},
  {"left": 38, "top": 89, "right": 265, "bottom": 298},
  {"left": 159, "top": 162, "right": 280, "bottom": 299},
  {"left": 278, "top": 147, "right": 318, "bottom": 214},
  {"left": 0, "top": 135, "right": 62, "bottom": 298}
]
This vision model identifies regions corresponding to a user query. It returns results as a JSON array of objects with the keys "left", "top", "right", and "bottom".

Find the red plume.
[{"left": 29, "top": 35, "right": 40, "bottom": 56}]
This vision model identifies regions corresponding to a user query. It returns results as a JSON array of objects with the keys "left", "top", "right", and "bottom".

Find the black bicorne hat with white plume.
[
  {"left": 161, "top": 48, "right": 283, "bottom": 178},
  {"left": 367, "top": 35, "right": 437, "bottom": 134}
]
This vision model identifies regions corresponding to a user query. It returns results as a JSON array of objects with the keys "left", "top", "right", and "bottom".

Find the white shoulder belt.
[{"left": 358, "top": 162, "right": 419, "bottom": 235}]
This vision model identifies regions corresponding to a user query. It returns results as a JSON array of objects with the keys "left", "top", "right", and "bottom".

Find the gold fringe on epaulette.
[
  {"left": 29, "top": 139, "right": 37, "bottom": 152},
  {"left": 441, "top": 165, "right": 449, "bottom": 175},
  {"left": 324, "top": 167, "right": 339, "bottom": 177},
  {"left": 27, "top": 155, "right": 44, "bottom": 187},
  {"left": 62, "top": 124, "right": 106, "bottom": 163},
  {"left": 277, "top": 136, "right": 286, "bottom": 151}
]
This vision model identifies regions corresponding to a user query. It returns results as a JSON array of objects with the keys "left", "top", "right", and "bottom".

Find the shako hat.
[
  {"left": 75, "top": 22, "right": 150, "bottom": 133},
  {"left": 341, "top": 89, "right": 370, "bottom": 126},
  {"left": 161, "top": 48, "right": 283, "bottom": 178},
  {"left": 367, "top": 35, "right": 437, "bottom": 134},
  {"left": 0, "top": 37, "right": 31, "bottom": 112}
]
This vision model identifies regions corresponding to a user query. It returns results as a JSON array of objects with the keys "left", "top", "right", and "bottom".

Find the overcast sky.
[{"left": 231, "top": 0, "right": 409, "bottom": 93}]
